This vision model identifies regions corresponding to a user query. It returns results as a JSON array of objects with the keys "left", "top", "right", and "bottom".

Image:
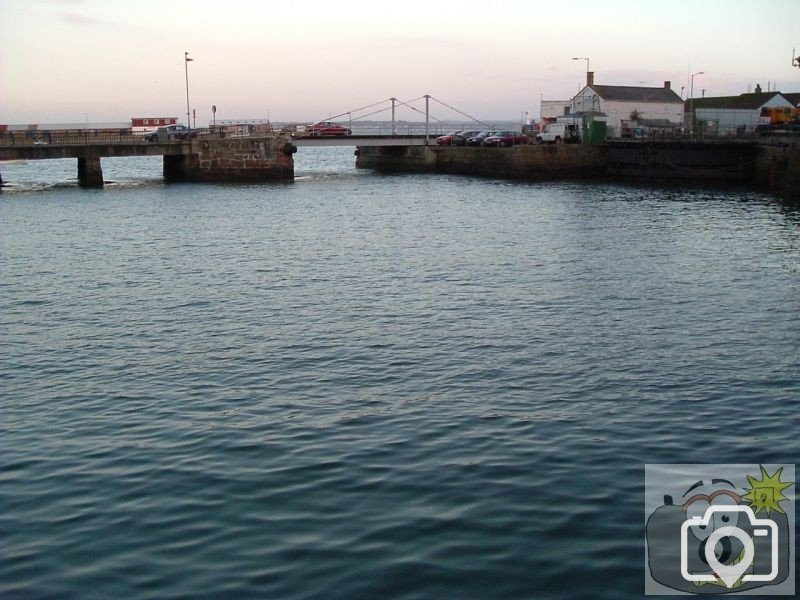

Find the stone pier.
[
  {"left": 0, "top": 134, "right": 295, "bottom": 188},
  {"left": 356, "top": 144, "right": 607, "bottom": 180},
  {"left": 77, "top": 155, "right": 104, "bottom": 187},
  {"left": 165, "top": 137, "right": 295, "bottom": 183},
  {"left": 754, "top": 144, "right": 800, "bottom": 203}
]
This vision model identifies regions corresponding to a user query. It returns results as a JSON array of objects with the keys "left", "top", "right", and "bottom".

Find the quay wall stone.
[
  {"left": 356, "top": 142, "right": 800, "bottom": 204},
  {"left": 753, "top": 144, "right": 800, "bottom": 203},
  {"left": 356, "top": 145, "right": 607, "bottom": 180},
  {"left": 173, "top": 137, "right": 294, "bottom": 182}
]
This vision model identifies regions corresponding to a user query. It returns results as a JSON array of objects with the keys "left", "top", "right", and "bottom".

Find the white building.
[
  {"left": 689, "top": 91, "right": 794, "bottom": 135},
  {"left": 570, "top": 72, "right": 684, "bottom": 137},
  {"left": 540, "top": 100, "right": 572, "bottom": 124}
]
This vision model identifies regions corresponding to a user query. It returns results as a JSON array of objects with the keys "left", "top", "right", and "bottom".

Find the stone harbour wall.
[
  {"left": 753, "top": 145, "right": 800, "bottom": 203},
  {"left": 356, "top": 142, "right": 800, "bottom": 204},
  {"left": 356, "top": 145, "right": 607, "bottom": 181},
  {"left": 165, "top": 136, "right": 295, "bottom": 182}
]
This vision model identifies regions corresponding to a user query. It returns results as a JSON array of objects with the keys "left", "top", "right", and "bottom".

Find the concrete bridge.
[
  {"left": 0, "top": 131, "right": 297, "bottom": 187},
  {"left": 0, "top": 131, "right": 437, "bottom": 187}
]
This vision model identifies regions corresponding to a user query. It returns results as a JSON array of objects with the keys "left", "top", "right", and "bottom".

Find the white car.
[{"left": 536, "top": 123, "right": 581, "bottom": 144}]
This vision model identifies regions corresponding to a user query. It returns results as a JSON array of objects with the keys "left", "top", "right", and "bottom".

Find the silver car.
[{"left": 145, "top": 124, "right": 189, "bottom": 142}]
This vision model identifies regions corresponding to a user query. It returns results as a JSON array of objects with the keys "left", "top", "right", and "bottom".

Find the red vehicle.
[
  {"left": 435, "top": 130, "right": 462, "bottom": 145},
  {"left": 482, "top": 131, "right": 530, "bottom": 147},
  {"left": 309, "top": 121, "right": 352, "bottom": 137}
]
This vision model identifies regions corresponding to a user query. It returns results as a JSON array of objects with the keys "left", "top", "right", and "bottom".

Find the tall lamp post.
[
  {"left": 572, "top": 56, "right": 590, "bottom": 81},
  {"left": 689, "top": 71, "right": 704, "bottom": 136},
  {"left": 184, "top": 52, "right": 194, "bottom": 129}
]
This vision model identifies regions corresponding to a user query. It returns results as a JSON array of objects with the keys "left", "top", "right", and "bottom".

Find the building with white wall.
[
  {"left": 540, "top": 100, "right": 572, "bottom": 124},
  {"left": 689, "top": 92, "right": 794, "bottom": 135},
  {"left": 570, "top": 72, "right": 684, "bottom": 137}
]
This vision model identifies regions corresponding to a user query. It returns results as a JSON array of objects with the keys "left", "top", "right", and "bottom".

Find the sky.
[{"left": 1, "top": 0, "right": 798, "bottom": 125}]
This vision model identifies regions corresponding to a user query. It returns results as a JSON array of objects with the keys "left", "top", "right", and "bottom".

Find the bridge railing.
[
  {"left": 0, "top": 129, "right": 241, "bottom": 147},
  {"left": 0, "top": 130, "right": 153, "bottom": 146}
]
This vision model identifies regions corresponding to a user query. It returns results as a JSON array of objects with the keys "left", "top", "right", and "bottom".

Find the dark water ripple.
[{"left": 1, "top": 150, "right": 799, "bottom": 598}]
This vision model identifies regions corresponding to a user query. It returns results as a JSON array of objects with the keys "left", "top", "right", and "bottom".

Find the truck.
[
  {"left": 536, "top": 122, "right": 581, "bottom": 144},
  {"left": 756, "top": 106, "right": 800, "bottom": 135}
]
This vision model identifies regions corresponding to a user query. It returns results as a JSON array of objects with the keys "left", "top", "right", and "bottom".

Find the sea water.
[{"left": 2, "top": 148, "right": 798, "bottom": 598}]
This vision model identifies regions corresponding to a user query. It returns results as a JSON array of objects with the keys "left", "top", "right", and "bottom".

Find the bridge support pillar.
[
  {"left": 163, "top": 154, "right": 188, "bottom": 181},
  {"left": 162, "top": 138, "right": 293, "bottom": 182},
  {"left": 77, "top": 155, "right": 103, "bottom": 187}
]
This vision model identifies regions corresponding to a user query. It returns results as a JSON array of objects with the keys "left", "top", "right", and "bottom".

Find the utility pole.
[{"left": 690, "top": 71, "right": 704, "bottom": 136}]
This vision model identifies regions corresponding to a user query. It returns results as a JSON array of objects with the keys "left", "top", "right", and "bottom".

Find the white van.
[{"left": 536, "top": 123, "right": 580, "bottom": 144}]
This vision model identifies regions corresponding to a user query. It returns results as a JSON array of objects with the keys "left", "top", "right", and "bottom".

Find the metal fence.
[
  {"left": 0, "top": 128, "right": 239, "bottom": 147},
  {"left": 0, "top": 130, "right": 150, "bottom": 146}
]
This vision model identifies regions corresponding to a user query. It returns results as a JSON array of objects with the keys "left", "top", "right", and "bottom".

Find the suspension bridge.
[{"left": 295, "top": 94, "right": 493, "bottom": 142}]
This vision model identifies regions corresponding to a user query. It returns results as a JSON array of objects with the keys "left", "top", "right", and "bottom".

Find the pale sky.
[{"left": 1, "top": 0, "right": 798, "bottom": 125}]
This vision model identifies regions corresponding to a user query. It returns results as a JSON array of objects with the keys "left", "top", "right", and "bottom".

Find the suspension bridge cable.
[
  {"left": 317, "top": 98, "right": 395, "bottom": 123},
  {"left": 351, "top": 105, "right": 395, "bottom": 121},
  {"left": 348, "top": 97, "right": 445, "bottom": 124},
  {"left": 429, "top": 96, "right": 491, "bottom": 128},
  {"left": 392, "top": 97, "right": 444, "bottom": 122},
  {"left": 316, "top": 95, "right": 481, "bottom": 127}
]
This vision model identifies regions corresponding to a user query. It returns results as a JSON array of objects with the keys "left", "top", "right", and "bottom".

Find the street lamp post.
[
  {"left": 184, "top": 52, "right": 194, "bottom": 129},
  {"left": 690, "top": 71, "right": 704, "bottom": 136},
  {"left": 572, "top": 57, "right": 590, "bottom": 81}
]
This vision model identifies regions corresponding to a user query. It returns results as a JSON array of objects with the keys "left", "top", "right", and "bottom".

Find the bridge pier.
[
  {"left": 163, "top": 154, "right": 188, "bottom": 182},
  {"left": 164, "top": 138, "right": 294, "bottom": 182},
  {"left": 77, "top": 155, "right": 104, "bottom": 187},
  {"left": 0, "top": 135, "right": 294, "bottom": 186}
]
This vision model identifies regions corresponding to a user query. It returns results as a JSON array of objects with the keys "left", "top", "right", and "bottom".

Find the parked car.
[
  {"left": 309, "top": 121, "right": 352, "bottom": 137},
  {"left": 186, "top": 128, "right": 216, "bottom": 139},
  {"left": 451, "top": 130, "right": 482, "bottom": 146},
  {"left": 465, "top": 131, "right": 495, "bottom": 146},
  {"left": 482, "top": 131, "right": 530, "bottom": 147},
  {"left": 536, "top": 123, "right": 581, "bottom": 144},
  {"left": 435, "top": 130, "right": 463, "bottom": 145},
  {"left": 145, "top": 124, "right": 189, "bottom": 142}
]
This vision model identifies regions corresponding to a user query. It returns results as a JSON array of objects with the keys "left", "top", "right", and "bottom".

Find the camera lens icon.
[{"left": 680, "top": 505, "right": 779, "bottom": 588}]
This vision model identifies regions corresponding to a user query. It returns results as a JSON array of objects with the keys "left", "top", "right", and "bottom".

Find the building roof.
[
  {"left": 589, "top": 84, "right": 683, "bottom": 103},
  {"left": 783, "top": 92, "right": 800, "bottom": 107},
  {"left": 686, "top": 92, "right": 790, "bottom": 111}
]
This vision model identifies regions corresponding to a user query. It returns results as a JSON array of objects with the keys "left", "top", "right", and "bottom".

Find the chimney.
[
  {"left": 664, "top": 81, "right": 671, "bottom": 90},
  {"left": 587, "top": 71, "right": 594, "bottom": 86},
  {"left": 755, "top": 83, "right": 762, "bottom": 94}
]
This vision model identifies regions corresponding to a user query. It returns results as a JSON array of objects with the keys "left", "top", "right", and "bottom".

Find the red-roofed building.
[{"left": 131, "top": 117, "right": 178, "bottom": 132}]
